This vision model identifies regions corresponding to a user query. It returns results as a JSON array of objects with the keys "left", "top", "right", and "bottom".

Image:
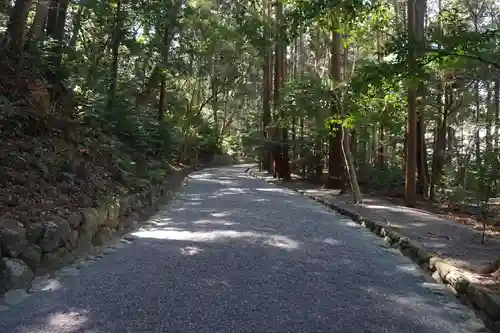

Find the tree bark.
[
  {"left": 405, "top": 0, "right": 418, "bottom": 207},
  {"left": 262, "top": 0, "right": 272, "bottom": 173},
  {"left": 29, "top": 0, "right": 51, "bottom": 39},
  {"left": 106, "top": 0, "right": 122, "bottom": 113},
  {"left": 327, "top": 23, "right": 345, "bottom": 189},
  {"left": 6, "top": 0, "right": 32, "bottom": 57}
]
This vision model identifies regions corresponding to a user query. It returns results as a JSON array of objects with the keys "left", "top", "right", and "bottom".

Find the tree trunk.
[
  {"left": 105, "top": 0, "right": 122, "bottom": 113},
  {"left": 6, "top": 0, "right": 32, "bottom": 57},
  {"left": 45, "top": 0, "right": 69, "bottom": 82},
  {"left": 486, "top": 82, "right": 493, "bottom": 153},
  {"left": 474, "top": 80, "right": 481, "bottom": 165},
  {"left": 29, "top": 0, "right": 51, "bottom": 39},
  {"left": 343, "top": 128, "right": 362, "bottom": 203},
  {"left": 414, "top": 0, "right": 428, "bottom": 197},
  {"left": 376, "top": 125, "right": 385, "bottom": 168},
  {"left": 416, "top": 116, "right": 429, "bottom": 196},
  {"left": 327, "top": 24, "right": 345, "bottom": 189},
  {"left": 135, "top": 0, "right": 182, "bottom": 108},
  {"left": 275, "top": 0, "right": 289, "bottom": 180},
  {"left": 262, "top": 0, "right": 272, "bottom": 173},
  {"left": 405, "top": 0, "right": 417, "bottom": 207},
  {"left": 429, "top": 85, "right": 450, "bottom": 201},
  {"left": 68, "top": 4, "right": 85, "bottom": 49},
  {"left": 495, "top": 78, "right": 500, "bottom": 149}
]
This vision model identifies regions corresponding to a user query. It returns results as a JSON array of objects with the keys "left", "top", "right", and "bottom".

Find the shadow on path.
[{"left": 0, "top": 166, "right": 479, "bottom": 333}]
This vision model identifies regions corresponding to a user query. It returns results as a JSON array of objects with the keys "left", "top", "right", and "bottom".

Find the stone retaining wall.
[
  {"left": 247, "top": 168, "right": 500, "bottom": 331},
  {"left": 0, "top": 167, "right": 193, "bottom": 295}
]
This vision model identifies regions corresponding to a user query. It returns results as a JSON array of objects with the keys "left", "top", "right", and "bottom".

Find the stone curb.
[
  {"left": 0, "top": 166, "right": 197, "bottom": 303},
  {"left": 247, "top": 168, "right": 500, "bottom": 331}
]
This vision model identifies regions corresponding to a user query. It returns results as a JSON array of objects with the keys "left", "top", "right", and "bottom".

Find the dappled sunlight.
[
  {"left": 263, "top": 235, "right": 301, "bottom": 250},
  {"left": 255, "top": 187, "right": 296, "bottom": 195},
  {"left": 183, "top": 194, "right": 204, "bottom": 201},
  {"left": 190, "top": 172, "right": 216, "bottom": 180},
  {"left": 47, "top": 311, "right": 89, "bottom": 331},
  {"left": 200, "top": 278, "right": 232, "bottom": 289},
  {"left": 131, "top": 228, "right": 301, "bottom": 250},
  {"left": 396, "top": 264, "right": 427, "bottom": 277},
  {"left": 180, "top": 246, "right": 204, "bottom": 256},
  {"left": 363, "top": 204, "right": 446, "bottom": 222},
  {"left": 19, "top": 309, "right": 91, "bottom": 333},
  {"left": 147, "top": 217, "right": 172, "bottom": 224},
  {"left": 337, "top": 219, "right": 362, "bottom": 228},
  {"left": 193, "top": 187, "right": 253, "bottom": 199},
  {"left": 31, "top": 277, "right": 63, "bottom": 292},
  {"left": 184, "top": 201, "right": 201, "bottom": 206},
  {"left": 192, "top": 219, "right": 237, "bottom": 226},
  {"left": 190, "top": 173, "right": 240, "bottom": 186},
  {"left": 210, "top": 211, "right": 232, "bottom": 218},
  {"left": 323, "top": 238, "right": 343, "bottom": 246}
]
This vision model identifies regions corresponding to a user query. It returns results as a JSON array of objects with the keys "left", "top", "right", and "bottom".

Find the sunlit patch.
[
  {"left": 180, "top": 246, "right": 203, "bottom": 256},
  {"left": 25, "top": 310, "right": 91, "bottom": 333},
  {"left": 200, "top": 279, "right": 231, "bottom": 288},
  {"left": 396, "top": 264, "right": 425, "bottom": 277},
  {"left": 184, "top": 201, "right": 201, "bottom": 206},
  {"left": 190, "top": 172, "right": 215, "bottom": 179},
  {"left": 193, "top": 219, "right": 236, "bottom": 226},
  {"left": 132, "top": 229, "right": 301, "bottom": 250},
  {"left": 31, "top": 278, "right": 63, "bottom": 292},
  {"left": 323, "top": 238, "right": 342, "bottom": 245},
  {"left": 255, "top": 187, "right": 295, "bottom": 195},
  {"left": 338, "top": 219, "right": 361, "bottom": 228},
  {"left": 263, "top": 236, "right": 300, "bottom": 250},
  {"left": 210, "top": 211, "right": 231, "bottom": 218}
]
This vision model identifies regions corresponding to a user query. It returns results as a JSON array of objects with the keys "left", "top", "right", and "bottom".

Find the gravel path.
[{"left": 0, "top": 165, "right": 487, "bottom": 333}]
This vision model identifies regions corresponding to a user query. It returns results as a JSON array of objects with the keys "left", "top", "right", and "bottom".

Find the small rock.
[
  {"left": 40, "top": 248, "right": 74, "bottom": 272},
  {"left": 29, "top": 276, "right": 61, "bottom": 293},
  {"left": 0, "top": 218, "right": 27, "bottom": 257},
  {"left": 40, "top": 218, "right": 72, "bottom": 252},
  {"left": 25, "top": 223, "right": 44, "bottom": 243},
  {"left": 1, "top": 258, "right": 34, "bottom": 290},
  {"left": 461, "top": 318, "right": 489, "bottom": 332},
  {"left": 468, "top": 285, "right": 500, "bottom": 320},
  {"left": 3, "top": 289, "right": 29, "bottom": 306},
  {"left": 433, "top": 258, "right": 455, "bottom": 281},
  {"left": 445, "top": 270, "right": 469, "bottom": 294},
  {"left": 431, "top": 270, "right": 444, "bottom": 284},
  {"left": 19, "top": 245, "right": 42, "bottom": 271}
]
